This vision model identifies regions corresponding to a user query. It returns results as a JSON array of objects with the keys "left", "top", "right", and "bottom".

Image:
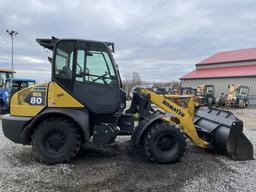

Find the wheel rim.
[
  {"left": 156, "top": 134, "right": 178, "bottom": 153},
  {"left": 45, "top": 131, "right": 67, "bottom": 154}
]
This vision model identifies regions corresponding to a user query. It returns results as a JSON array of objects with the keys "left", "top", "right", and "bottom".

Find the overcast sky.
[{"left": 1, "top": 0, "right": 256, "bottom": 82}]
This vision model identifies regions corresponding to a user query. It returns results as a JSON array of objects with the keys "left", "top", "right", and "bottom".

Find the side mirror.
[{"left": 48, "top": 57, "right": 53, "bottom": 64}]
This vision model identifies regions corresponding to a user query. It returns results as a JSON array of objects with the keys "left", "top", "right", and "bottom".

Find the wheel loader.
[
  {"left": 196, "top": 84, "right": 215, "bottom": 106},
  {"left": 1, "top": 37, "right": 253, "bottom": 164}
]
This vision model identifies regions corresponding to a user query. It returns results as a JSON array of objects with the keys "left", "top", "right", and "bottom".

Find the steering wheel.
[{"left": 92, "top": 73, "right": 109, "bottom": 84}]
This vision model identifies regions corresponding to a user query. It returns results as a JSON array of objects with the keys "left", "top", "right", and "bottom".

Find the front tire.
[
  {"left": 238, "top": 99, "right": 245, "bottom": 108},
  {"left": 32, "top": 117, "right": 82, "bottom": 164},
  {"left": 144, "top": 121, "right": 186, "bottom": 163},
  {"left": 208, "top": 98, "right": 213, "bottom": 106}
]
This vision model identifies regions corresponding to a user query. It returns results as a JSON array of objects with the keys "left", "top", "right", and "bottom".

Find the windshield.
[
  {"left": 206, "top": 86, "right": 214, "bottom": 93},
  {"left": 239, "top": 87, "right": 248, "bottom": 95},
  {"left": 74, "top": 42, "right": 117, "bottom": 85},
  {"left": 75, "top": 50, "right": 116, "bottom": 85}
]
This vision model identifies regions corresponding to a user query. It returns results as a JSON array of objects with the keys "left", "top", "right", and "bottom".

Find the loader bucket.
[{"left": 194, "top": 107, "right": 253, "bottom": 160}]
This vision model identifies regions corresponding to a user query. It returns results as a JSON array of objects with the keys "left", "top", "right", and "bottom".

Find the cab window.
[
  {"left": 75, "top": 44, "right": 116, "bottom": 85},
  {"left": 5, "top": 80, "right": 12, "bottom": 89},
  {"left": 54, "top": 41, "right": 74, "bottom": 79},
  {"left": 239, "top": 87, "right": 248, "bottom": 95},
  {"left": 206, "top": 86, "right": 213, "bottom": 93}
]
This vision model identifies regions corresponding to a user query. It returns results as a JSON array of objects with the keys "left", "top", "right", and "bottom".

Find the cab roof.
[
  {"left": 0, "top": 68, "right": 15, "bottom": 73},
  {"left": 36, "top": 37, "right": 115, "bottom": 52}
]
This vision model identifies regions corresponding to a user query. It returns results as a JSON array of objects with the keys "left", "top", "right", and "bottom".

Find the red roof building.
[
  {"left": 197, "top": 48, "right": 256, "bottom": 65},
  {"left": 180, "top": 48, "right": 256, "bottom": 101},
  {"left": 181, "top": 65, "right": 256, "bottom": 80}
]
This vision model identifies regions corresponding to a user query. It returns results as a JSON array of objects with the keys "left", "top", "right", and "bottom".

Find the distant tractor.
[
  {"left": 196, "top": 84, "right": 215, "bottom": 106},
  {"left": 216, "top": 84, "right": 250, "bottom": 108},
  {"left": 180, "top": 87, "right": 197, "bottom": 95},
  {"left": 180, "top": 85, "right": 215, "bottom": 106},
  {"left": 0, "top": 78, "right": 36, "bottom": 112},
  {"left": 226, "top": 84, "right": 250, "bottom": 108}
]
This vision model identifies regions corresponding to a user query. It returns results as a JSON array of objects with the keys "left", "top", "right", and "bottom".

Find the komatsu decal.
[{"left": 162, "top": 100, "right": 185, "bottom": 117}]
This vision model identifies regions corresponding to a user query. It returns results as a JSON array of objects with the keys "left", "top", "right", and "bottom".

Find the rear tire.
[
  {"left": 32, "top": 117, "right": 82, "bottom": 164},
  {"left": 144, "top": 121, "right": 186, "bottom": 163}
]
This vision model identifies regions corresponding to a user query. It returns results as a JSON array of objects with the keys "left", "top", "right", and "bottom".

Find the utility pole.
[{"left": 6, "top": 30, "right": 18, "bottom": 70}]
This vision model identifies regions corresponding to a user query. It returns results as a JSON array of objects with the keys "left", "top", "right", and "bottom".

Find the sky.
[{"left": 0, "top": 0, "right": 256, "bottom": 82}]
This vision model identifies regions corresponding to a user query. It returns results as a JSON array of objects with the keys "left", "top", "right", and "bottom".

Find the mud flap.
[{"left": 194, "top": 107, "right": 253, "bottom": 160}]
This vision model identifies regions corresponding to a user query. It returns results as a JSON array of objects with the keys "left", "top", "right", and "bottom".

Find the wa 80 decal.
[{"left": 162, "top": 100, "right": 185, "bottom": 117}]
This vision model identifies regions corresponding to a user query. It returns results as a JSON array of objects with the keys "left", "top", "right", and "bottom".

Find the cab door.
[{"left": 53, "top": 40, "right": 121, "bottom": 114}]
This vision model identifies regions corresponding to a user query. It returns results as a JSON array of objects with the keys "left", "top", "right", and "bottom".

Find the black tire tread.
[
  {"left": 144, "top": 121, "right": 186, "bottom": 163},
  {"left": 32, "top": 117, "right": 82, "bottom": 164}
]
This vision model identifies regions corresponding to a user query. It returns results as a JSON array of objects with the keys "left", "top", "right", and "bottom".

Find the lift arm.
[{"left": 139, "top": 88, "right": 209, "bottom": 148}]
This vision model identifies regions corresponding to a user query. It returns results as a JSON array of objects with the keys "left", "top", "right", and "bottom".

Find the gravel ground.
[{"left": 0, "top": 108, "right": 255, "bottom": 192}]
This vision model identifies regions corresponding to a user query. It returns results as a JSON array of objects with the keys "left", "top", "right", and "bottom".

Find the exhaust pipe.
[{"left": 194, "top": 107, "right": 253, "bottom": 160}]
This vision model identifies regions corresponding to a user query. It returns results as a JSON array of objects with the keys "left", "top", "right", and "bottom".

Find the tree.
[
  {"left": 131, "top": 72, "right": 141, "bottom": 86},
  {"left": 122, "top": 72, "right": 142, "bottom": 99}
]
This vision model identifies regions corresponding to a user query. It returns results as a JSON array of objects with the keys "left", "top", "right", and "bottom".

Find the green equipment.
[{"left": 196, "top": 84, "right": 215, "bottom": 106}]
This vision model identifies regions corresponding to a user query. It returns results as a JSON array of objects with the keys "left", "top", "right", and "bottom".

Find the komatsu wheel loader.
[{"left": 2, "top": 37, "right": 253, "bottom": 164}]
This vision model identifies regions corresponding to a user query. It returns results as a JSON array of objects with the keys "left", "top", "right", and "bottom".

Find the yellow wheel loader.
[{"left": 2, "top": 38, "right": 253, "bottom": 164}]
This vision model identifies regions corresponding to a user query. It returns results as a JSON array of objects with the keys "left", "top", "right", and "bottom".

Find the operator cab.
[
  {"left": 37, "top": 38, "right": 126, "bottom": 114},
  {"left": 0, "top": 69, "right": 15, "bottom": 88},
  {"left": 205, "top": 85, "right": 214, "bottom": 94},
  {"left": 238, "top": 85, "right": 249, "bottom": 96}
]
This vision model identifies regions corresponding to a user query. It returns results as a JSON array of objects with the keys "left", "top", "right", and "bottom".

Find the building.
[{"left": 180, "top": 48, "right": 256, "bottom": 104}]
